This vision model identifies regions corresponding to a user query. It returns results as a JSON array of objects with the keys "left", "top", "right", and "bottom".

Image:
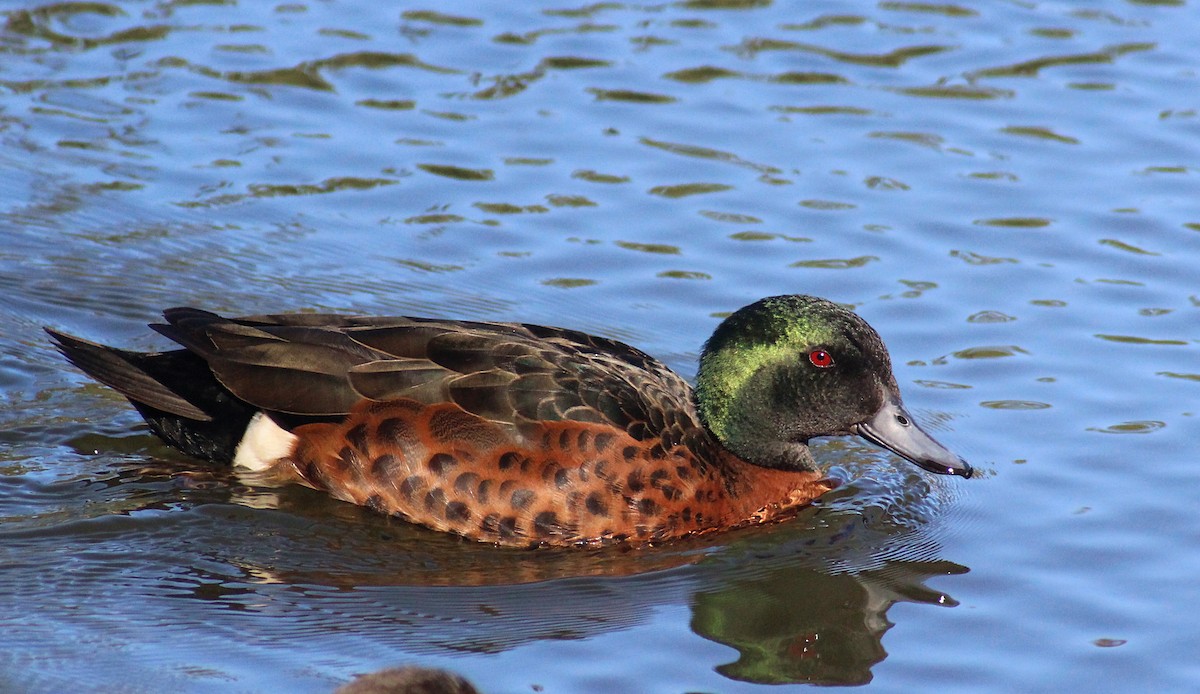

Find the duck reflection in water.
[{"left": 691, "top": 557, "right": 967, "bottom": 685}]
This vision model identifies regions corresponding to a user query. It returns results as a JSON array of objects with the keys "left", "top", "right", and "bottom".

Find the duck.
[{"left": 46, "top": 295, "right": 970, "bottom": 547}]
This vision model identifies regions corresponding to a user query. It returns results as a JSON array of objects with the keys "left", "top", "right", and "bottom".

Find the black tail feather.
[
  {"left": 47, "top": 328, "right": 211, "bottom": 420},
  {"left": 46, "top": 328, "right": 257, "bottom": 463}
]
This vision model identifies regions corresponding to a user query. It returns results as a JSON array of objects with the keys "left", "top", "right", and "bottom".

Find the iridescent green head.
[{"left": 695, "top": 295, "right": 971, "bottom": 477}]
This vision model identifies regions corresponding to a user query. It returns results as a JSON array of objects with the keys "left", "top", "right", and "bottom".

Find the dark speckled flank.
[{"left": 285, "top": 399, "right": 827, "bottom": 547}]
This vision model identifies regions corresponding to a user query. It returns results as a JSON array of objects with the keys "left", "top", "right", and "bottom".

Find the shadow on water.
[{"left": 1, "top": 429, "right": 969, "bottom": 687}]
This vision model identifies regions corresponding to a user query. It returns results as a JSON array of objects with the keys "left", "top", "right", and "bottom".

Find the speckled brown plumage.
[
  {"left": 47, "top": 297, "right": 969, "bottom": 547},
  {"left": 281, "top": 398, "right": 829, "bottom": 547}
]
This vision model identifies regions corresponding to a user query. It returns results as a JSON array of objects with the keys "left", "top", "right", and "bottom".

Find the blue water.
[{"left": 2, "top": 2, "right": 1199, "bottom": 692}]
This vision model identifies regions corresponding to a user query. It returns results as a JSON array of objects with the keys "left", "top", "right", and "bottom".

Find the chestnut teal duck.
[{"left": 47, "top": 295, "right": 970, "bottom": 547}]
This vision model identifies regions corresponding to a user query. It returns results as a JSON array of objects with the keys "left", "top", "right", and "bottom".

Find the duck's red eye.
[{"left": 809, "top": 349, "right": 834, "bottom": 368}]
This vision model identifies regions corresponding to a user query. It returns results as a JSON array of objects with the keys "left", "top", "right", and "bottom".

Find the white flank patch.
[{"left": 233, "top": 412, "right": 298, "bottom": 472}]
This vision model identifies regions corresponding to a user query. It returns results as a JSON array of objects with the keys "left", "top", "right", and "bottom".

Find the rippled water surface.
[{"left": 2, "top": 1, "right": 1199, "bottom": 692}]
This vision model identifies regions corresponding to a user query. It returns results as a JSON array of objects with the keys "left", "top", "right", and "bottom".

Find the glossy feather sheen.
[{"left": 49, "top": 308, "right": 831, "bottom": 547}]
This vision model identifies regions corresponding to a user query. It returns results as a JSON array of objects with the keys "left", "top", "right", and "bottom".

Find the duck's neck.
[
  {"left": 711, "top": 445, "right": 832, "bottom": 528},
  {"left": 695, "top": 359, "right": 821, "bottom": 473},
  {"left": 724, "top": 437, "right": 817, "bottom": 472}
]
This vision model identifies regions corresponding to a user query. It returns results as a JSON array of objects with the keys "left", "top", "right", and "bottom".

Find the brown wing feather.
[
  {"left": 145, "top": 308, "right": 702, "bottom": 447},
  {"left": 154, "top": 310, "right": 387, "bottom": 416}
]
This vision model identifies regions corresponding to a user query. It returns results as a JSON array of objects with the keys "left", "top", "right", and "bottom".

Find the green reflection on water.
[
  {"left": 542, "top": 278, "right": 597, "bottom": 288},
  {"left": 730, "top": 231, "right": 811, "bottom": 242},
  {"left": 897, "top": 85, "right": 1013, "bottom": 100},
  {"left": 974, "top": 217, "right": 1054, "bottom": 228},
  {"left": 1000, "top": 125, "right": 1079, "bottom": 145},
  {"left": 980, "top": 400, "right": 1052, "bottom": 410},
  {"left": 693, "top": 560, "right": 966, "bottom": 685},
  {"left": 878, "top": 3, "right": 979, "bottom": 18},
  {"left": 616, "top": 241, "right": 681, "bottom": 254},
  {"left": 798, "top": 199, "right": 856, "bottom": 211},
  {"left": 868, "top": 131, "right": 944, "bottom": 149},
  {"left": 640, "top": 137, "right": 780, "bottom": 174},
  {"left": 356, "top": 99, "right": 415, "bottom": 110},
  {"left": 571, "top": 170, "right": 630, "bottom": 184},
  {"left": 913, "top": 380, "right": 972, "bottom": 389},
  {"left": 405, "top": 214, "right": 466, "bottom": 225},
  {"left": 394, "top": 259, "right": 465, "bottom": 273},
  {"left": 648, "top": 183, "right": 732, "bottom": 198},
  {"left": 950, "top": 250, "right": 1018, "bottom": 265},
  {"left": 249, "top": 177, "right": 398, "bottom": 197},
  {"left": 664, "top": 66, "right": 741, "bottom": 83},
  {"left": 1100, "top": 238, "right": 1160, "bottom": 255},
  {"left": 727, "top": 36, "right": 952, "bottom": 68},
  {"left": 780, "top": 15, "right": 868, "bottom": 31},
  {"left": 418, "top": 164, "right": 494, "bottom": 181},
  {"left": 969, "top": 42, "right": 1154, "bottom": 78},
  {"left": 541, "top": 57, "right": 612, "bottom": 70},
  {"left": 770, "top": 105, "right": 873, "bottom": 116},
  {"left": 587, "top": 88, "right": 676, "bottom": 104},
  {"left": 967, "top": 310, "right": 1016, "bottom": 323},
  {"left": 546, "top": 195, "right": 597, "bottom": 208},
  {"left": 770, "top": 71, "right": 848, "bottom": 85},
  {"left": 1158, "top": 372, "right": 1200, "bottom": 381},
  {"left": 1094, "top": 334, "right": 1189, "bottom": 346},
  {"left": 494, "top": 21, "right": 620, "bottom": 46},
  {"left": 153, "top": 52, "right": 458, "bottom": 93},
  {"left": 699, "top": 211, "right": 761, "bottom": 224},
  {"left": 790, "top": 256, "right": 878, "bottom": 269},
  {"left": 658, "top": 270, "right": 711, "bottom": 280},
  {"left": 952, "top": 345, "right": 1029, "bottom": 359},
  {"left": 1087, "top": 420, "right": 1166, "bottom": 434},
  {"left": 401, "top": 10, "right": 484, "bottom": 27},
  {"left": 5, "top": 5, "right": 170, "bottom": 50},
  {"left": 473, "top": 202, "right": 549, "bottom": 214},
  {"left": 681, "top": 0, "right": 772, "bottom": 10}
]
